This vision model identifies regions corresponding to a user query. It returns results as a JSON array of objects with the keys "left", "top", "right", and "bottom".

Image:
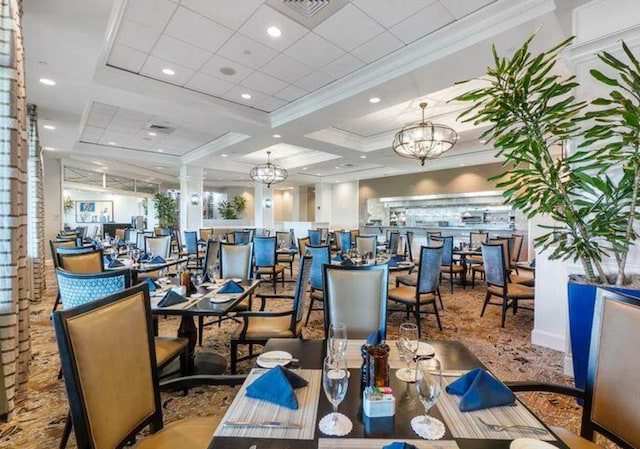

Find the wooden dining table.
[{"left": 208, "top": 338, "right": 565, "bottom": 449}]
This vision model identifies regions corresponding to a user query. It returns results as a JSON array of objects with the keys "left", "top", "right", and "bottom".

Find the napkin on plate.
[
  {"left": 149, "top": 255, "right": 166, "bottom": 264},
  {"left": 445, "top": 367, "right": 516, "bottom": 411},
  {"left": 142, "top": 277, "right": 160, "bottom": 292},
  {"left": 382, "top": 443, "right": 419, "bottom": 449},
  {"left": 108, "top": 259, "right": 124, "bottom": 268},
  {"left": 216, "top": 280, "right": 244, "bottom": 294},
  {"left": 387, "top": 258, "right": 398, "bottom": 268},
  {"left": 138, "top": 252, "right": 150, "bottom": 262},
  {"left": 157, "top": 290, "right": 187, "bottom": 308},
  {"left": 246, "top": 365, "right": 307, "bottom": 409},
  {"left": 391, "top": 255, "right": 405, "bottom": 263}
]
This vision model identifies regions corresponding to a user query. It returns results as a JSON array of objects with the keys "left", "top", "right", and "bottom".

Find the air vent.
[
  {"left": 266, "top": 0, "right": 349, "bottom": 29},
  {"left": 342, "top": 163, "right": 354, "bottom": 168},
  {"left": 145, "top": 123, "right": 173, "bottom": 134}
]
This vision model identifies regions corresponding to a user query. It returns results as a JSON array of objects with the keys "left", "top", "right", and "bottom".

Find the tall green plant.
[
  {"left": 217, "top": 195, "right": 247, "bottom": 219},
  {"left": 153, "top": 192, "right": 177, "bottom": 228}
]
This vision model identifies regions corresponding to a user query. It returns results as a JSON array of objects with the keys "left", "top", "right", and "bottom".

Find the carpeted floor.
[{"left": 1, "top": 263, "right": 590, "bottom": 449}]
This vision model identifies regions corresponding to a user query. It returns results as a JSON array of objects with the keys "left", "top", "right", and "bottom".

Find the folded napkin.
[
  {"left": 149, "top": 255, "right": 166, "bottom": 264},
  {"left": 340, "top": 258, "right": 355, "bottom": 266},
  {"left": 216, "top": 280, "right": 244, "bottom": 294},
  {"left": 530, "top": 258, "right": 536, "bottom": 267},
  {"left": 333, "top": 253, "right": 344, "bottom": 262},
  {"left": 157, "top": 290, "right": 187, "bottom": 308},
  {"left": 366, "top": 330, "right": 382, "bottom": 346},
  {"left": 246, "top": 365, "right": 308, "bottom": 409},
  {"left": 391, "top": 255, "right": 405, "bottom": 262},
  {"left": 382, "top": 443, "right": 419, "bottom": 449},
  {"left": 138, "top": 252, "right": 150, "bottom": 262},
  {"left": 108, "top": 259, "right": 124, "bottom": 268},
  {"left": 387, "top": 258, "right": 398, "bottom": 268},
  {"left": 142, "top": 277, "right": 160, "bottom": 292},
  {"left": 445, "top": 367, "right": 516, "bottom": 411},
  {"left": 103, "top": 254, "right": 113, "bottom": 265}
]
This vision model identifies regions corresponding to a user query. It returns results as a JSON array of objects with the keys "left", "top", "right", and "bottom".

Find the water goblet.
[
  {"left": 327, "top": 322, "right": 347, "bottom": 360},
  {"left": 415, "top": 357, "right": 443, "bottom": 432},
  {"left": 322, "top": 356, "right": 349, "bottom": 431},
  {"left": 398, "top": 322, "right": 419, "bottom": 382}
]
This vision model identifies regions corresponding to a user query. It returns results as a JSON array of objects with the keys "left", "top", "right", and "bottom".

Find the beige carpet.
[{"left": 1, "top": 264, "right": 593, "bottom": 448}]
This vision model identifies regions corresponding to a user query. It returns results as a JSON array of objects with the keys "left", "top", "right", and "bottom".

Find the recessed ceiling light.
[
  {"left": 108, "top": 141, "right": 116, "bottom": 145},
  {"left": 43, "top": 124, "right": 55, "bottom": 130},
  {"left": 147, "top": 132, "right": 157, "bottom": 136},
  {"left": 267, "top": 26, "right": 282, "bottom": 37},
  {"left": 162, "top": 68, "right": 175, "bottom": 76},
  {"left": 302, "top": 167, "right": 307, "bottom": 170},
  {"left": 273, "top": 134, "right": 281, "bottom": 138},
  {"left": 360, "top": 155, "right": 367, "bottom": 159},
  {"left": 220, "top": 66, "right": 236, "bottom": 76},
  {"left": 221, "top": 153, "right": 228, "bottom": 157},
  {"left": 156, "top": 149, "right": 164, "bottom": 153},
  {"left": 369, "top": 97, "right": 381, "bottom": 104},
  {"left": 334, "top": 166, "right": 340, "bottom": 169},
  {"left": 39, "top": 78, "right": 56, "bottom": 86},
  {"left": 316, "top": 173, "right": 321, "bottom": 176},
  {"left": 241, "top": 93, "right": 252, "bottom": 100},
  {"left": 43, "top": 146, "right": 55, "bottom": 151},
  {"left": 156, "top": 166, "right": 163, "bottom": 170}
]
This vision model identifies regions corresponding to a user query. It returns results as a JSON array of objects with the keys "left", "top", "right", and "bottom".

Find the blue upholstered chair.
[
  {"left": 337, "top": 231, "right": 351, "bottom": 253},
  {"left": 233, "top": 230, "right": 251, "bottom": 244},
  {"left": 405, "top": 231, "right": 414, "bottom": 262},
  {"left": 308, "top": 229, "right": 322, "bottom": 245},
  {"left": 183, "top": 230, "right": 203, "bottom": 268},
  {"left": 388, "top": 246, "right": 444, "bottom": 336},
  {"left": 253, "top": 236, "right": 285, "bottom": 293},
  {"left": 275, "top": 231, "right": 296, "bottom": 277},
  {"left": 388, "top": 231, "right": 400, "bottom": 255},
  {"left": 304, "top": 244, "right": 331, "bottom": 328},
  {"left": 431, "top": 236, "right": 464, "bottom": 293}
]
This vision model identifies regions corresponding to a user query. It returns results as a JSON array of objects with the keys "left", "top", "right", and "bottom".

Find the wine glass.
[
  {"left": 327, "top": 322, "right": 347, "bottom": 360},
  {"left": 322, "top": 356, "right": 349, "bottom": 430},
  {"left": 415, "top": 357, "right": 442, "bottom": 429},
  {"left": 398, "top": 322, "right": 419, "bottom": 382}
]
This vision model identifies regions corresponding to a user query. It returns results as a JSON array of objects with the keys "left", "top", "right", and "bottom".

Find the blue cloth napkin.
[
  {"left": 341, "top": 258, "right": 355, "bottom": 266},
  {"left": 530, "top": 258, "right": 536, "bottom": 267},
  {"left": 382, "top": 443, "right": 419, "bottom": 449},
  {"left": 246, "top": 366, "right": 307, "bottom": 409},
  {"left": 445, "top": 367, "right": 516, "bottom": 411},
  {"left": 216, "top": 280, "right": 244, "bottom": 294},
  {"left": 197, "top": 238, "right": 206, "bottom": 244},
  {"left": 108, "top": 259, "right": 124, "bottom": 268},
  {"left": 366, "top": 330, "right": 382, "bottom": 346},
  {"left": 138, "top": 252, "right": 150, "bottom": 262},
  {"left": 142, "top": 277, "right": 159, "bottom": 292},
  {"left": 103, "top": 255, "right": 113, "bottom": 265},
  {"left": 157, "top": 290, "right": 186, "bottom": 308},
  {"left": 387, "top": 258, "right": 398, "bottom": 267},
  {"left": 391, "top": 255, "right": 405, "bottom": 262},
  {"left": 333, "top": 253, "right": 343, "bottom": 262},
  {"left": 149, "top": 255, "right": 166, "bottom": 264}
]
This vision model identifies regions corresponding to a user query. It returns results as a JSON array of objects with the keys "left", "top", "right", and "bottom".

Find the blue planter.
[{"left": 567, "top": 280, "right": 640, "bottom": 392}]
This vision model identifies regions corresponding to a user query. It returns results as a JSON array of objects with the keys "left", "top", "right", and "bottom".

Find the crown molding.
[{"left": 180, "top": 132, "right": 251, "bottom": 165}]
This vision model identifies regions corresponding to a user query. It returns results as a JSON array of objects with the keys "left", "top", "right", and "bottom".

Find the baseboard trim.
[{"left": 531, "top": 329, "right": 565, "bottom": 352}]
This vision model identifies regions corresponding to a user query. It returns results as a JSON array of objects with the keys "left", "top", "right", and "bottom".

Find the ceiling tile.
[
  {"left": 254, "top": 96, "right": 287, "bottom": 112},
  {"left": 199, "top": 54, "right": 253, "bottom": 83},
  {"left": 180, "top": 0, "right": 262, "bottom": 30},
  {"left": 115, "top": 18, "right": 161, "bottom": 53},
  {"left": 350, "top": 31, "right": 404, "bottom": 64},
  {"left": 284, "top": 32, "right": 344, "bottom": 69},
  {"left": 185, "top": 72, "right": 235, "bottom": 96},
  {"left": 390, "top": 2, "right": 455, "bottom": 44},
  {"left": 314, "top": 4, "right": 385, "bottom": 52},
  {"left": 260, "top": 53, "right": 313, "bottom": 83},
  {"left": 108, "top": 44, "right": 147, "bottom": 73},
  {"left": 352, "top": 0, "right": 434, "bottom": 28},
  {"left": 439, "top": 0, "right": 496, "bottom": 19},
  {"left": 90, "top": 103, "right": 118, "bottom": 116},
  {"left": 164, "top": 6, "right": 233, "bottom": 53},
  {"left": 124, "top": 0, "right": 177, "bottom": 31},
  {"left": 321, "top": 53, "right": 365, "bottom": 79},
  {"left": 151, "top": 35, "right": 213, "bottom": 70},
  {"left": 238, "top": 5, "right": 310, "bottom": 52},
  {"left": 240, "top": 71, "right": 288, "bottom": 96},
  {"left": 86, "top": 114, "right": 112, "bottom": 127},
  {"left": 217, "top": 33, "right": 279, "bottom": 69},
  {"left": 222, "top": 85, "right": 267, "bottom": 107},
  {"left": 293, "top": 71, "right": 335, "bottom": 91},
  {"left": 274, "top": 84, "right": 307, "bottom": 102},
  {"left": 140, "top": 55, "right": 195, "bottom": 85}
]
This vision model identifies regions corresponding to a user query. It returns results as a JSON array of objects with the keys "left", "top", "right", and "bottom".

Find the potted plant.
[
  {"left": 152, "top": 192, "right": 177, "bottom": 232},
  {"left": 217, "top": 195, "right": 247, "bottom": 220},
  {"left": 454, "top": 34, "right": 640, "bottom": 390}
]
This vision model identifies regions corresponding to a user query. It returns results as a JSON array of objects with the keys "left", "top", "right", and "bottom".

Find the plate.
[
  {"left": 190, "top": 293, "right": 204, "bottom": 299},
  {"left": 256, "top": 350, "right": 293, "bottom": 368},
  {"left": 417, "top": 342, "right": 436, "bottom": 357},
  {"left": 511, "top": 439, "right": 556, "bottom": 449},
  {"left": 210, "top": 296, "right": 232, "bottom": 303}
]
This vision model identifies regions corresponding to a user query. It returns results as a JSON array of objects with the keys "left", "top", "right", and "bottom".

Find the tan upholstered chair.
[
  {"left": 275, "top": 231, "right": 296, "bottom": 277},
  {"left": 356, "top": 235, "right": 377, "bottom": 258},
  {"left": 323, "top": 264, "right": 389, "bottom": 339},
  {"left": 230, "top": 256, "right": 312, "bottom": 373},
  {"left": 59, "top": 248, "right": 104, "bottom": 273},
  {"left": 472, "top": 238, "right": 533, "bottom": 287},
  {"left": 297, "top": 236, "right": 310, "bottom": 257},
  {"left": 53, "top": 283, "right": 244, "bottom": 449},
  {"left": 115, "top": 228, "right": 126, "bottom": 240},
  {"left": 508, "top": 288, "right": 640, "bottom": 449},
  {"left": 199, "top": 228, "right": 213, "bottom": 241}
]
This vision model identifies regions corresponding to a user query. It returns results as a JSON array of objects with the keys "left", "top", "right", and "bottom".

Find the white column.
[
  {"left": 291, "top": 186, "right": 301, "bottom": 221},
  {"left": 314, "top": 182, "right": 332, "bottom": 225},
  {"left": 254, "top": 182, "right": 275, "bottom": 231},
  {"left": 179, "top": 165, "right": 203, "bottom": 232}
]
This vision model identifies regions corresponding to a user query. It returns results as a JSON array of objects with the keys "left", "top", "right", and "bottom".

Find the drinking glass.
[
  {"left": 322, "top": 356, "right": 349, "bottom": 429},
  {"left": 399, "top": 322, "right": 419, "bottom": 382},
  {"left": 208, "top": 262, "right": 220, "bottom": 283},
  {"left": 327, "top": 322, "right": 347, "bottom": 360},
  {"left": 415, "top": 357, "right": 442, "bottom": 428}
]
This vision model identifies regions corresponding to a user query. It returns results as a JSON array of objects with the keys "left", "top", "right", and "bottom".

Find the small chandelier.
[
  {"left": 249, "top": 151, "right": 288, "bottom": 188},
  {"left": 392, "top": 102, "right": 458, "bottom": 166}
]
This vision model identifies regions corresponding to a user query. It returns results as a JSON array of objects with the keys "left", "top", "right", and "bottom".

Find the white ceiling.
[{"left": 23, "top": 0, "right": 586, "bottom": 189}]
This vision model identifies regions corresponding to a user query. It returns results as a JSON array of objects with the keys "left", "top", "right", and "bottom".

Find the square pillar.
[
  {"left": 179, "top": 165, "right": 203, "bottom": 231},
  {"left": 254, "top": 182, "right": 275, "bottom": 231}
]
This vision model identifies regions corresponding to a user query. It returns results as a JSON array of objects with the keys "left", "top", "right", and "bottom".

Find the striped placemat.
[
  {"left": 214, "top": 368, "right": 321, "bottom": 440},
  {"left": 438, "top": 377, "right": 555, "bottom": 440},
  {"left": 345, "top": 340, "right": 406, "bottom": 369},
  {"left": 318, "top": 438, "right": 459, "bottom": 449}
]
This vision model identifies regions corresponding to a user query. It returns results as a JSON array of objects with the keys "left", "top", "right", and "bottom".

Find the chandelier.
[
  {"left": 392, "top": 102, "right": 458, "bottom": 166},
  {"left": 249, "top": 151, "right": 288, "bottom": 188}
]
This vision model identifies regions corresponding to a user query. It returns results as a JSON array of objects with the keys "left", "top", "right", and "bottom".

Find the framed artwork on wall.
[{"left": 75, "top": 200, "right": 114, "bottom": 223}]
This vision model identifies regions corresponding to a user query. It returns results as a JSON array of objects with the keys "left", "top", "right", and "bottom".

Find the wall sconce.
[
  {"left": 264, "top": 198, "right": 273, "bottom": 208},
  {"left": 189, "top": 193, "right": 200, "bottom": 205}
]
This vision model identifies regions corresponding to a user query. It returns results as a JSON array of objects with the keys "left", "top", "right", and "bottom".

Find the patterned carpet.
[{"left": 1, "top": 263, "right": 590, "bottom": 449}]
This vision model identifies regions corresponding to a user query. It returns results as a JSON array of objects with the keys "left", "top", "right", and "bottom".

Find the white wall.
[
  {"left": 330, "top": 181, "right": 359, "bottom": 230},
  {"left": 274, "top": 189, "right": 293, "bottom": 222},
  {"left": 43, "top": 155, "right": 62, "bottom": 259}
]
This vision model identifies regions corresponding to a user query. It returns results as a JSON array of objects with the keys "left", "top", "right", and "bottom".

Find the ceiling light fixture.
[
  {"left": 392, "top": 102, "right": 457, "bottom": 166},
  {"left": 369, "top": 97, "right": 380, "bottom": 104},
  {"left": 302, "top": 167, "right": 307, "bottom": 170},
  {"left": 267, "top": 26, "right": 282, "bottom": 37},
  {"left": 273, "top": 134, "right": 281, "bottom": 138},
  {"left": 241, "top": 93, "right": 252, "bottom": 100},
  {"left": 360, "top": 155, "right": 367, "bottom": 159},
  {"left": 162, "top": 68, "right": 175, "bottom": 75},
  {"left": 148, "top": 132, "right": 157, "bottom": 136},
  {"left": 39, "top": 78, "right": 56, "bottom": 86},
  {"left": 43, "top": 124, "right": 55, "bottom": 130},
  {"left": 221, "top": 153, "right": 228, "bottom": 158},
  {"left": 108, "top": 142, "right": 116, "bottom": 145},
  {"left": 249, "top": 150, "right": 288, "bottom": 189},
  {"left": 157, "top": 149, "right": 164, "bottom": 152}
]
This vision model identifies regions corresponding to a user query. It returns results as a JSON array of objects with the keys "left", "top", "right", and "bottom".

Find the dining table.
[
  {"left": 452, "top": 248, "right": 482, "bottom": 287},
  {"left": 208, "top": 338, "right": 565, "bottom": 449},
  {"left": 105, "top": 254, "right": 189, "bottom": 283}
]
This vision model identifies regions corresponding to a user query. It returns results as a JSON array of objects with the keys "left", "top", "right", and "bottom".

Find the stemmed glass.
[
  {"left": 207, "top": 262, "right": 220, "bottom": 283},
  {"left": 398, "top": 322, "right": 419, "bottom": 382},
  {"left": 415, "top": 357, "right": 443, "bottom": 431},
  {"left": 327, "top": 322, "right": 347, "bottom": 360},
  {"left": 322, "top": 356, "right": 349, "bottom": 431}
]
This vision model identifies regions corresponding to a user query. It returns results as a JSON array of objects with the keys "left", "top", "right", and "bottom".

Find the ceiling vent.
[
  {"left": 266, "top": 0, "right": 349, "bottom": 29},
  {"left": 145, "top": 123, "right": 173, "bottom": 134}
]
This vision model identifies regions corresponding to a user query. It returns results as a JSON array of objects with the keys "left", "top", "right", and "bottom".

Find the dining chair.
[
  {"left": 183, "top": 230, "right": 203, "bottom": 268},
  {"left": 319, "top": 227, "right": 329, "bottom": 244},
  {"left": 388, "top": 246, "right": 444, "bottom": 335},
  {"left": 308, "top": 229, "right": 322, "bottom": 245},
  {"left": 220, "top": 242, "right": 253, "bottom": 281},
  {"left": 50, "top": 239, "right": 80, "bottom": 312},
  {"left": 304, "top": 244, "right": 331, "bottom": 329},
  {"left": 511, "top": 233, "right": 524, "bottom": 273},
  {"left": 480, "top": 242, "right": 534, "bottom": 327},
  {"left": 337, "top": 230, "right": 352, "bottom": 253},
  {"left": 323, "top": 264, "right": 389, "bottom": 339},
  {"left": 75, "top": 226, "right": 87, "bottom": 240},
  {"left": 507, "top": 288, "right": 640, "bottom": 449},
  {"left": 199, "top": 227, "right": 213, "bottom": 241},
  {"left": 144, "top": 235, "right": 171, "bottom": 258},
  {"left": 356, "top": 235, "right": 377, "bottom": 258},
  {"left": 136, "top": 231, "right": 153, "bottom": 251},
  {"left": 388, "top": 231, "right": 401, "bottom": 256},
  {"left": 350, "top": 229, "right": 360, "bottom": 245},
  {"left": 53, "top": 282, "right": 244, "bottom": 449},
  {"left": 275, "top": 231, "right": 296, "bottom": 277},
  {"left": 229, "top": 256, "right": 313, "bottom": 373},
  {"left": 426, "top": 231, "right": 441, "bottom": 239},
  {"left": 405, "top": 231, "right": 414, "bottom": 262},
  {"left": 297, "top": 236, "right": 310, "bottom": 257},
  {"left": 470, "top": 231, "right": 489, "bottom": 247},
  {"left": 472, "top": 238, "right": 533, "bottom": 287},
  {"left": 253, "top": 236, "right": 285, "bottom": 293},
  {"left": 59, "top": 248, "right": 104, "bottom": 273},
  {"left": 233, "top": 230, "right": 251, "bottom": 244},
  {"left": 115, "top": 228, "right": 126, "bottom": 240},
  {"left": 431, "top": 236, "right": 464, "bottom": 293}
]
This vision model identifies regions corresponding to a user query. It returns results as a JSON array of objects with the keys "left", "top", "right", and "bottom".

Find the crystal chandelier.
[
  {"left": 249, "top": 151, "right": 288, "bottom": 188},
  {"left": 392, "top": 102, "right": 458, "bottom": 166}
]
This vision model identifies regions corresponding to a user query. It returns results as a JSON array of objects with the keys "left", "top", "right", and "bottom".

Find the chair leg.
[
  {"left": 481, "top": 292, "right": 491, "bottom": 317},
  {"left": 501, "top": 297, "right": 508, "bottom": 328},
  {"left": 437, "top": 288, "right": 444, "bottom": 310},
  {"left": 471, "top": 270, "right": 476, "bottom": 288},
  {"left": 198, "top": 316, "right": 204, "bottom": 346},
  {"left": 449, "top": 268, "right": 454, "bottom": 293},
  {"left": 513, "top": 298, "right": 518, "bottom": 315},
  {"left": 305, "top": 295, "right": 315, "bottom": 326},
  {"left": 60, "top": 412, "right": 72, "bottom": 449},
  {"left": 433, "top": 301, "right": 442, "bottom": 331},
  {"left": 414, "top": 306, "right": 422, "bottom": 338},
  {"left": 230, "top": 341, "right": 238, "bottom": 374},
  {"left": 53, "top": 292, "right": 61, "bottom": 313}
]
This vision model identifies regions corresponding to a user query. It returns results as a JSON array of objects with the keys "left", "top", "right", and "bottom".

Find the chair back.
[
  {"left": 388, "top": 231, "right": 400, "bottom": 255},
  {"left": 308, "top": 229, "right": 322, "bottom": 245},
  {"left": 156, "top": 227, "right": 171, "bottom": 237},
  {"left": 350, "top": 229, "right": 360, "bottom": 243},
  {"left": 323, "top": 264, "right": 388, "bottom": 339},
  {"left": 226, "top": 232, "right": 234, "bottom": 243},
  {"left": 297, "top": 237, "right": 310, "bottom": 257},
  {"left": 427, "top": 231, "right": 441, "bottom": 239},
  {"left": 200, "top": 228, "right": 213, "bottom": 241},
  {"left": 53, "top": 283, "right": 162, "bottom": 449},
  {"left": 233, "top": 231, "right": 251, "bottom": 244},
  {"left": 144, "top": 235, "right": 171, "bottom": 258},
  {"left": 115, "top": 229, "right": 126, "bottom": 240},
  {"left": 50, "top": 239, "right": 77, "bottom": 268},
  {"left": 291, "top": 256, "right": 313, "bottom": 330},
  {"left": 581, "top": 288, "right": 640, "bottom": 448},
  {"left": 136, "top": 232, "right": 153, "bottom": 251},
  {"left": 470, "top": 232, "right": 489, "bottom": 247},
  {"left": 405, "top": 231, "right": 414, "bottom": 261},
  {"left": 183, "top": 231, "right": 198, "bottom": 254},
  {"left": 276, "top": 231, "right": 291, "bottom": 249},
  {"left": 123, "top": 227, "right": 132, "bottom": 243},
  {"left": 307, "top": 244, "right": 331, "bottom": 290},
  {"left": 59, "top": 249, "right": 104, "bottom": 273},
  {"left": 319, "top": 228, "right": 328, "bottom": 243},
  {"left": 253, "top": 236, "right": 276, "bottom": 267},
  {"left": 220, "top": 242, "right": 253, "bottom": 280},
  {"left": 202, "top": 240, "right": 220, "bottom": 278},
  {"left": 431, "top": 236, "right": 453, "bottom": 265},
  {"left": 75, "top": 226, "right": 87, "bottom": 239},
  {"left": 56, "top": 246, "right": 99, "bottom": 268},
  {"left": 416, "top": 246, "right": 443, "bottom": 294},
  {"left": 337, "top": 231, "right": 351, "bottom": 253},
  {"left": 56, "top": 268, "right": 132, "bottom": 309},
  {"left": 490, "top": 237, "right": 512, "bottom": 274},
  {"left": 481, "top": 243, "right": 507, "bottom": 288},
  {"left": 356, "top": 236, "right": 377, "bottom": 258},
  {"left": 511, "top": 234, "right": 524, "bottom": 262}
]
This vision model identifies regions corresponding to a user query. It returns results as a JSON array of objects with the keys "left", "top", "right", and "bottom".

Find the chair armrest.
[
  {"left": 505, "top": 381, "right": 584, "bottom": 398},
  {"left": 159, "top": 374, "right": 247, "bottom": 391}
]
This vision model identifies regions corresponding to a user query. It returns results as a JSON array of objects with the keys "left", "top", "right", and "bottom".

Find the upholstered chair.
[
  {"left": 233, "top": 230, "right": 251, "bottom": 244},
  {"left": 50, "top": 239, "right": 81, "bottom": 312},
  {"left": 472, "top": 238, "right": 533, "bottom": 287},
  {"left": 405, "top": 231, "right": 414, "bottom": 262},
  {"left": 350, "top": 229, "right": 360, "bottom": 244},
  {"left": 431, "top": 236, "right": 464, "bottom": 293},
  {"left": 115, "top": 228, "right": 126, "bottom": 240},
  {"left": 136, "top": 231, "right": 153, "bottom": 251},
  {"left": 337, "top": 231, "right": 352, "bottom": 253},
  {"left": 199, "top": 228, "right": 213, "bottom": 241},
  {"left": 388, "top": 231, "right": 400, "bottom": 255},
  {"left": 59, "top": 248, "right": 104, "bottom": 274},
  {"left": 183, "top": 230, "right": 203, "bottom": 268},
  {"left": 308, "top": 229, "right": 322, "bottom": 245},
  {"left": 511, "top": 233, "right": 524, "bottom": 273},
  {"left": 356, "top": 235, "right": 377, "bottom": 258},
  {"left": 144, "top": 235, "right": 171, "bottom": 258},
  {"left": 304, "top": 244, "right": 331, "bottom": 328},
  {"left": 220, "top": 242, "right": 253, "bottom": 280},
  {"left": 297, "top": 237, "right": 310, "bottom": 257},
  {"left": 275, "top": 231, "right": 296, "bottom": 277},
  {"left": 253, "top": 237, "right": 285, "bottom": 293}
]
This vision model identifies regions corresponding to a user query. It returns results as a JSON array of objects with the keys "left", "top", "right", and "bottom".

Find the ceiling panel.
[
  {"left": 352, "top": 0, "right": 435, "bottom": 28},
  {"left": 293, "top": 70, "right": 335, "bottom": 92},
  {"left": 260, "top": 53, "right": 313, "bottom": 83},
  {"left": 164, "top": 6, "right": 233, "bottom": 53},
  {"left": 108, "top": 43, "right": 147, "bottom": 73},
  {"left": 390, "top": 2, "right": 455, "bottom": 44},
  {"left": 140, "top": 55, "right": 195, "bottom": 85},
  {"left": 199, "top": 54, "right": 253, "bottom": 83},
  {"left": 151, "top": 34, "right": 213, "bottom": 70},
  {"left": 321, "top": 53, "right": 366, "bottom": 79},
  {"left": 439, "top": 0, "right": 497, "bottom": 19},
  {"left": 241, "top": 143, "right": 341, "bottom": 169},
  {"left": 314, "top": 3, "right": 385, "bottom": 52},
  {"left": 123, "top": 0, "right": 177, "bottom": 30},
  {"left": 240, "top": 71, "right": 288, "bottom": 96},
  {"left": 350, "top": 31, "right": 404, "bottom": 64},
  {"left": 185, "top": 72, "right": 235, "bottom": 96},
  {"left": 237, "top": 4, "right": 309, "bottom": 52},
  {"left": 275, "top": 84, "right": 307, "bottom": 102},
  {"left": 180, "top": 0, "right": 262, "bottom": 30},
  {"left": 283, "top": 32, "right": 344, "bottom": 69},
  {"left": 217, "top": 33, "right": 279, "bottom": 69},
  {"left": 115, "top": 18, "right": 161, "bottom": 53}
]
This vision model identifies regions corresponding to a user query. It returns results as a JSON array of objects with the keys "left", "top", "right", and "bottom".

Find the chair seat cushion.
[
  {"left": 388, "top": 286, "right": 436, "bottom": 304},
  {"left": 468, "top": 255, "right": 483, "bottom": 262},
  {"left": 277, "top": 254, "right": 294, "bottom": 263},
  {"left": 396, "top": 274, "right": 417, "bottom": 286},
  {"left": 133, "top": 417, "right": 219, "bottom": 449},
  {"left": 510, "top": 274, "right": 534, "bottom": 286},
  {"left": 154, "top": 336, "right": 188, "bottom": 368},
  {"left": 471, "top": 265, "right": 485, "bottom": 273},
  {"left": 488, "top": 283, "right": 534, "bottom": 299},
  {"left": 257, "top": 265, "right": 285, "bottom": 274},
  {"left": 231, "top": 315, "right": 299, "bottom": 340},
  {"left": 310, "top": 289, "right": 324, "bottom": 301},
  {"left": 441, "top": 264, "right": 465, "bottom": 273},
  {"left": 549, "top": 426, "right": 601, "bottom": 449}
]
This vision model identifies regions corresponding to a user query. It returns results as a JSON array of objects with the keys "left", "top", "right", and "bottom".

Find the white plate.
[
  {"left": 210, "top": 296, "right": 233, "bottom": 303},
  {"left": 256, "top": 350, "right": 293, "bottom": 368},
  {"left": 417, "top": 342, "right": 436, "bottom": 357},
  {"left": 511, "top": 439, "right": 556, "bottom": 449},
  {"left": 190, "top": 293, "right": 204, "bottom": 299}
]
